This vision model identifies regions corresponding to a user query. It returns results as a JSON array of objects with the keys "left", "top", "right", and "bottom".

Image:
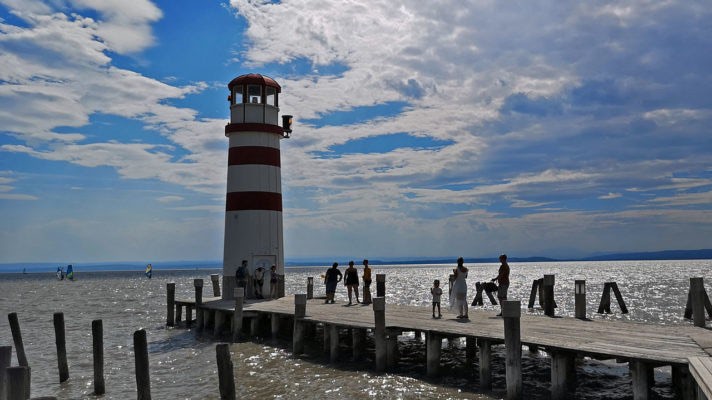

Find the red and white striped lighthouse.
[{"left": 223, "top": 73, "right": 292, "bottom": 299}]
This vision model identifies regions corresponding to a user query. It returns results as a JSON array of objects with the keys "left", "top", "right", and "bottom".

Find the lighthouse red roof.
[{"left": 228, "top": 73, "right": 281, "bottom": 92}]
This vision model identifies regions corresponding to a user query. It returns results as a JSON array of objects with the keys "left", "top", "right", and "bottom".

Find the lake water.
[{"left": 0, "top": 260, "right": 709, "bottom": 399}]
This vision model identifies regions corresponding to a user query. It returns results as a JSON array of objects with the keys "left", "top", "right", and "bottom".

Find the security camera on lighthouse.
[{"left": 222, "top": 73, "right": 292, "bottom": 300}]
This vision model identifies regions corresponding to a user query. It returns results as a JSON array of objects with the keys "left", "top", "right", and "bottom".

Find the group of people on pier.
[
  {"left": 234, "top": 260, "right": 280, "bottom": 299},
  {"left": 321, "top": 255, "right": 510, "bottom": 320}
]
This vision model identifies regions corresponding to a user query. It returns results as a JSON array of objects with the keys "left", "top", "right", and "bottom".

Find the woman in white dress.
[{"left": 449, "top": 257, "right": 469, "bottom": 319}]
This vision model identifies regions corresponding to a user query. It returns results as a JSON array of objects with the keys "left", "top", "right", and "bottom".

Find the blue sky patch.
[{"left": 312, "top": 132, "right": 454, "bottom": 158}]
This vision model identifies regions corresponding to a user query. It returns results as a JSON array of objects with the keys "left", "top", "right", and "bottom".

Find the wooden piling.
[
  {"left": 215, "top": 343, "right": 236, "bottom": 400},
  {"left": 610, "top": 282, "right": 629, "bottom": 314},
  {"left": 1, "top": 346, "right": 11, "bottom": 400},
  {"left": 133, "top": 329, "right": 151, "bottom": 400},
  {"left": 376, "top": 274, "right": 386, "bottom": 297},
  {"left": 691, "top": 277, "right": 706, "bottom": 328},
  {"left": 6, "top": 366, "right": 28, "bottom": 400},
  {"left": 466, "top": 336, "right": 477, "bottom": 364},
  {"left": 502, "top": 300, "right": 522, "bottom": 400},
  {"left": 92, "top": 320, "right": 105, "bottom": 395},
  {"left": 176, "top": 304, "right": 183, "bottom": 324},
  {"left": 232, "top": 288, "right": 244, "bottom": 343},
  {"left": 292, "top": 294, "right": 307, "bottom": 356},
  {"left": 551, "top": 351, "right": 575, "bottom": 400},
  {"left": 166, "top": 283, "right": 175, "bottom": 327},
  {"left": 426, "top": 331, "right": 441, "bottom": 378},
  {"left": 598, "top": 283, "right": 612, "bottom": 314},
  {"left": 479, "top": 339, "right": 492, "bottom": 390},
  {"left": 270, "top": 314, "right": 280, "bottom": 339},
  {"left": 672, "top": 365, "right": 695, "bottom": 400},
  {"left": 250, "top": 316, "right": 260, "bottom": 337},
  {"left": 329, "top": 325, "right": 339, "bottom": 363},
  {"left": 7, "top": 313, "right": 28, "bottom": 367},
  {"left": 537, "top": 278, "right": 545, "bottom": 307},
  {"left": 194, "top": 279, "right": 204, "bottom": 334},
  {"left": 630, "top": 360, "right": 650, "bottom": 400},
  {"left": 352, "top": 328, "right": 364, "bottom": 361},
  {"left": 386, "top": 330, "right": 399, "bottom": 368},
  {"left": 53, "top": 312, "right": 69, "bottom": 383},
  {"left": 575, "top": 280, "right": 586, "bottom": 319},
  {"left": 528, "top": 279, "right": 539, "bottom": 308},
  {"left": 373, "top": 297, "right": 387, "bottom": 372},
  {"left": 473, "top": 282, "right": 484, "bottom": 306},
  {"left": 306, "top": 277, "right": 314, "bottom": 300},
  {"left": 322, "top": 324, "right": 330, "bottom": 354},
  {"left": 543, "top": 275, "right": 555, "bottom": 317},
  {"left": 7, "top": 313, "right": 29, "bottom": 397},
  {"left": 211, "top": 274, "right": 221, "bottom": 297},
  {"left": 214, "top": 311, "right": 226, "bottom": 337}
]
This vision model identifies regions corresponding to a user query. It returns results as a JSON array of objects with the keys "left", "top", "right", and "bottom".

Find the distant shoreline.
[{"left": 1, "top": 248, "right": 710, "bottom": 274}]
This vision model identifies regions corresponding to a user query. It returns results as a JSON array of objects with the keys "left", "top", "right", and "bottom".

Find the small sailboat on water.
[
  {"left": 145, "top": 264, "right": 153, "bottom": 279},
  {"left": 66, "top": 264, "right": 74, "bottom": 281}
]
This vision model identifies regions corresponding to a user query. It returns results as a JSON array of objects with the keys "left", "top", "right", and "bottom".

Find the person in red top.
[{"left": 491, "top": 254, "right": 510, "bottom": 316}]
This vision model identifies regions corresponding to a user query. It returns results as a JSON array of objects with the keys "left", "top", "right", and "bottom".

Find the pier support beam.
[
  {"left": 214, "top": 311, "right": 225, "bottom": 337},
  {"left": 6, "top": 366, "right": 29, "bottom": 400},
  {"left": 373, "top": 297, "right": 387, "bottom": 372},
  {"left": 551, "top": 351, "right": 576, "bottom": 400},
  {"left": 426, "top": 331, "right": 442, "bottom": 378},
  {"left": 352, "top": 328, "right": 365, "bottom": 361},
  {"left": 306, "top": 277, "right": 314, "bottom": 300},
  {"left": 1, "top": 346, "right": 12, "bottom": 400},
  {"left": 631, "top": 360, "right": 651, "bottom": 400},
  {"left": 250, "top": 316, "right": 260, "bottom": 337},
  {"left": 691, "top": 277, "right": 706, "bottom": 328},
  {"left": 232, "top": 288, "right": 244, "bottom": 342},
  {"left": 479, "top": 339, "right": 492, "bottom": 390},
  {"left": 271, "top": 314, "right": 280, "bottom": 340},
  {"left": 194, "top": 279, "right": 204, "bottom": 335},
  {"left": 466, "top": 336, "right": 477, "bottom": 364},
  {"left": 210, "top": 274, "right": 221, "bottom": 297},
  {"left": 292, "top": 294, "right": 307, "bottom": 356},
  {"left": 672, "top": 365, "right": 696, "bottom": 400},
  {"left": 386, "top": 330, "right": 399, "bottom": 369},
  {"left": 166, "top": 283, "right": 175, "bottom": 327},
  {"left": 330, "top": 325, "right": 339, "bottom": 363},
  {"left": 323, "top": 324, "right": 330, "bottom": 354},
  {"left": 376, "top": 275, "right": 386, "bottom": 297},
  {"left": 503, "top": 301, "right": 522, "bottom": 400}
]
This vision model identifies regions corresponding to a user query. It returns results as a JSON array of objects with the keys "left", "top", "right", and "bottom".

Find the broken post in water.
[{"left": 53, "top": 312, "right": 69, "bottom": 383}]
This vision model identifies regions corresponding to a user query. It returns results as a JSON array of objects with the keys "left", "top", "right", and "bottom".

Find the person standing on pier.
[
  {"left": 236, "top": 260, "right": 250, "bottom": 294},
  {"left": 344, "top": 261, "right": 360, "bottom": 305},
  {"left": 431, "top": 279, "right": 443, "bottom": 318},
  {"left": 254, "top": 265, "right": 265, "bottom": 299},
  {"left": 269, "top": 265, "right": 279, "bottom": 299},
  {"left": 449, "top": 257, "right": 469, "bottom": 319},
  {"left": 324, "top": 262, "right": 342, "bottom": 304},
  {"left": 491, "top": 254, "right": 510, "bottom": 316},
  {"left": 362, "top": 259, "right": 372, "bottom": 305}
]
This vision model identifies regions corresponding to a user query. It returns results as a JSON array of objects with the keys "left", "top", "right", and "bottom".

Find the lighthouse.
[{"left": 222, "top": 73, "right": 292, "bottom": 300}]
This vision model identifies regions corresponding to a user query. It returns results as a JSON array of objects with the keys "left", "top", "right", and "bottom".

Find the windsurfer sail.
[
  {"left": 145, "top": 264, "right": 153, "bottom": 279},
  {"left": 56, "top": 266, "right": 65, "bottom": 280},
  {"left": 66, "top": 264, "right": 74, "bottom": 281}
]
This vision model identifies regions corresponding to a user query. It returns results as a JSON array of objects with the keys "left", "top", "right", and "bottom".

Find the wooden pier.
[{"left": 173, "top": 292, "right": 712, "bottom": 400}]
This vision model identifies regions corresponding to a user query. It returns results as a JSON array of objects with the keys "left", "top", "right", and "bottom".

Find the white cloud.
[
  {"left": 599, "top": 192, "right": 622, "bottom": 200},
  {"left": 156, "top": 195, "right": 183, "bottom": 203}
]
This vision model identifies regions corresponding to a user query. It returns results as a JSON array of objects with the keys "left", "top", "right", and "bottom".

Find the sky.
[{"left": 1, "top": 1, "right": 711, "bottom": 264}]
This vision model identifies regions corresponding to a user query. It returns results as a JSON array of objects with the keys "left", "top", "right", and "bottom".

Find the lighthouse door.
[{"left": 253, "top": 254, "right": 276, "bottom": 298}]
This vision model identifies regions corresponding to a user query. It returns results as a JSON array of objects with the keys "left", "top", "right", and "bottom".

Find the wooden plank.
[{"left": 689, "top": 356, "right": 712, "bottom": 400}]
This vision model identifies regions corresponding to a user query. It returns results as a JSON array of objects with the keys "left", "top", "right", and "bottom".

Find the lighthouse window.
[
  {"left": 265, "top": 87, "right": 276, "bottom": 106},
  {"left": 233, "top": 86, "right": 243, "bottom": 104},
  {"left": 248, "top": 85, "right": 262, "bottom": 104}
]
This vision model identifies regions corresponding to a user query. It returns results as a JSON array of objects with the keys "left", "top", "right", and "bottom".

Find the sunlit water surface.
[{"left": 0, "top": 260, "right": 709, "bottom": 399}]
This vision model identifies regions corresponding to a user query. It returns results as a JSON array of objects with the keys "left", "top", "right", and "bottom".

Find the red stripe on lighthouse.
[
  {"left": 228, "top": 146, "right": 280, "bottom": 167},
  {"left": 226, "top": 191, "right": 282, "bottom": 212}
]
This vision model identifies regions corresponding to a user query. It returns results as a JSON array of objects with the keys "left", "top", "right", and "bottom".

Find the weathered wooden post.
[
  {"left": 502, "top": 300, "right": 522, "bottom": 400},
  {"left": 306, "top": 277, "right": 314, "bottom": 300},
  {"left": 216, "top": 343, "right": 236, "bottom": 400},
  {"left": 329, "top": 325, "right": 339, "bottom": 363},
  {"left": 671, "top": 365, "right": 696, "bottom": 400},
  {"left": 292, "top": 294, "right": 307, "bottom": 356},
  {"left": 426, "top": 331, "right": 442, "bottom": 378},
  {"left": 631, "top": 360, "right": 651, "bottom": 400},
  {"left": 270, "top": 314, "right": 280, "bottom": 340},
  {"left": 352, "top": 328, "right": 365, "bottom": 361},
  {"left": 133, "top": 329, "right": 151, "bottom": 400},
  {"left": 232, "top": 288, "right": 244, "bottom": 343},
  {"left": 1, "top": 346, "right": 11, "bottom": 400},
  {"left": 610, "top": 282, "right": 628, "bottom": 314},
  {"left": 185, "top": 305, "right": 192, "bottom": 328},
  {"left": 550, "top": 350, "right": 575, "bottom": 400},
  {"left": 7, "top": 313, "right": 29, "bottom": 397},
  {"left": 376, "top": 274, "right": 386, "bottom": 297},
  {"left": 166, "top": 282, "right": 175, "bottom": 327},
  {"left": 373, "top": 297, "right": 387, "bottom": 372},
  {"left": 214, "top": 311, "right": 226, "bottom": 337},
  {"left": 92, "top": 320, "right": 105, "bottom": 395},
  {"left": 543, "top": 275, "right": 555, "bottom": 317},
  {"left": 386, "top": 330, "right": 399, "bottom": 368},
  {"left": 527, "top": 279, "right": 539, "bottom": 308},
  {"left": 691, "top": 277, "right": 706, "bottom": 328},
  {"left": 466, "top": 336, "right": 477, "bottom": 364},
  {"left": 575, "top": 280, "right": 586, "bottom": 319},
  {"left": 598, "top": 282, "right": 612, "bottom": 314},
  {"left": 211, "top": 274, "right": 221, "bottom": 297},
  {"left": 322, "top": 324, "right": 330, "bottom": 354},
  {"left": 537, "top": 278, "right": 545, "bottom": 307},
  {"left": 6, "top": 366, "right": 28, "bottom": 400},
  {"left": 479, "top": 339, "right": 492, "bottom": 390},
  {"left": 194, "top": 279, "right": 204, "bottom": 334},
  {"left": 473, "top": 282, "right": 484, "bottom": 306},
  {"left": 53, "top": 312, "right": 69, "bottom": 383}
]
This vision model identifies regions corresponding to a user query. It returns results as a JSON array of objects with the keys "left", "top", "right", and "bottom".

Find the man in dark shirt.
[{"left": 492, "top": 254, "right": 510, "bottom": 316}]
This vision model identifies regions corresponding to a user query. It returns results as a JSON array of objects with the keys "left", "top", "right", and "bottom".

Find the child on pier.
[{"left": 431, "top": 280, "right": 443, "bottom": 318}]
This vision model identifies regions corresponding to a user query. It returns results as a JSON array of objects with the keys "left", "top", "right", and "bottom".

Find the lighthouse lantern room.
[{"left": 222, "top": 73, "right": 291, "bottom": 300}]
